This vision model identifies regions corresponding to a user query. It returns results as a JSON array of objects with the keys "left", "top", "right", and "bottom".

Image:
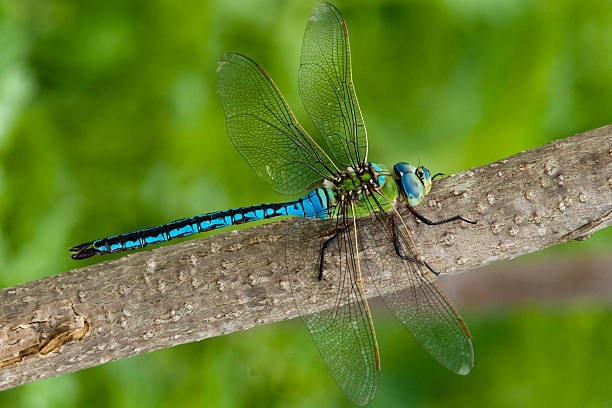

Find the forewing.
[
  {"left": 362, "top": 207, "right": 474, "bottom": 375},
  {"left": 218, "top": 53, "right": 334, "bottom": 195},
  {"left": 299, "top": 3, "right": 368, "bottom": 169},
  {"left": 285, "top": 215, "right": 379, "bottom": 406}
]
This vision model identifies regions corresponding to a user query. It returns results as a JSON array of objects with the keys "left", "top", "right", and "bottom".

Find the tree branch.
[{"left": 1, "top": 124, "right": 611, "bottom": 390}]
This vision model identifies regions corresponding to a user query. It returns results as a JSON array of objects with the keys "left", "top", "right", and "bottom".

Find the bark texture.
[{"left": 1, "top": 124, "right": 611, "bottom": 391}]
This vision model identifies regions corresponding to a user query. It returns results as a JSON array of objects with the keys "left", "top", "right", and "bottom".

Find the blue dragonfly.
[{"left": 70, "top": 3, "right": 475, "bottom": 405}]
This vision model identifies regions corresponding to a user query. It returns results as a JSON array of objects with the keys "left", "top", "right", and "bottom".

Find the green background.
[{"left": 1, "top": 0, "right": 611, "bottom": 406}]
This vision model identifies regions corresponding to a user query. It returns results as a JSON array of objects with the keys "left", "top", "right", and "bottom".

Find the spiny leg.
[
  {"left": 364, "top": 183, "right": 440, "bottom": 275},
  {"left": 407, "top": 205, "right": 477, "bottom": 226},
  {"left": 391, "top": 214, "right": 439, "bottom": 276}
]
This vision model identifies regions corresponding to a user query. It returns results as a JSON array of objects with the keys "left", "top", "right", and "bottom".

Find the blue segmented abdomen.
[{"left": 70, "top": 188, "right": 332, "bottom": 259}]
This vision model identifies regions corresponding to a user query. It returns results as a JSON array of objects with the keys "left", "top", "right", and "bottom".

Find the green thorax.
[{"left": 324, "top": 162, "right": 398, "bottom": 218}]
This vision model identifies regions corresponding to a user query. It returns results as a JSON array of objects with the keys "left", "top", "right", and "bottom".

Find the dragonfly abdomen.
[{"left": 70, "top": 188, "right": 331, "bottom": 259}]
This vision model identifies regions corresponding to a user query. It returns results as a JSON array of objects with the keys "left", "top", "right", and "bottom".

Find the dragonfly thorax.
[
  {"left": 322, "top": 162, "right": 438, "bottom": 212},
  {"left": 324, "top": 163, "right": 386, "bottom": 197},
  {"left": 321, "top": 163, "right": 398, "bottom": 218}
]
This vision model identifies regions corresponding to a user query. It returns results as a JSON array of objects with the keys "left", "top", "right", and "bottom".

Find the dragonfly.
[{"left": 70, "top": 3, "right": 475, "bottom": 405}]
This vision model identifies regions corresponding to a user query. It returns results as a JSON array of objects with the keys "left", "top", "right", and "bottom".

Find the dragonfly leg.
[
  {"left": 391, "top": 215, "right": 439, "bottom": 276},
  {"left": 407, "top": 205, "right": 477, "bottom": 226},
  {"left": 319, "top": 232, "right": 340, "bottom": 280}
]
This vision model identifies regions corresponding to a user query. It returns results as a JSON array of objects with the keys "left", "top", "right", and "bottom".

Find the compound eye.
[
  {"left": 394, "top": 162, "right": 411, "bottom": 175},
  {"left": 400, "top": 172, "right": 425, "bottom": 206}
]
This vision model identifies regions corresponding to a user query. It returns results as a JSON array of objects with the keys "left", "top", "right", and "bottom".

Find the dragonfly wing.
[
  {"left": 299, "top": 3, "right": 368, "bottom": 169},
  {"left": 218, "top": 53, "right": 336, "bottom": 195},
  {"left": 286, "top": 215, "right": 379, "bottom": 406},
  {"left": 362, "top": 207, "right": 474, "bottom": 375}
]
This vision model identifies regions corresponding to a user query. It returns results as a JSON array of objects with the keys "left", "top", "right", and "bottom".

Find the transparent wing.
[
  {"left": 361, "top": 204, "right": 474, "bottom": 375},
  {"left": 286, "top": 211, "right": 379, "bottom": 406},
  {"left": 299, "top": 3, "right": 368, "bottom": 169},
  {"left": 218, "top": 53, "right": 337, "bottom": 195}
]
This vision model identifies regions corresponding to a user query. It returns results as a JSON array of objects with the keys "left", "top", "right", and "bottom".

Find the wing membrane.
[
  {"left": 286, "top": 212, "right": 379, "bottom": 406},
  {"left": 218, "top": 53, "right": 336, "bottom": 195},
  {"left": 299, "top": 3, "right": 368, "bottom": 169},
  {"left": 361, "top": 203, "right": 474, "bottom": 375}
]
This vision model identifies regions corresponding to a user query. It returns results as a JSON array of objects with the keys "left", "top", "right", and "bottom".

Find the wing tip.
[
  {"left": 458, "top": 318, "right": 472, "bottom": 340},
  {"left": 311, "top": 2, "right": 340, "bottom": 22},
  {"left": 216, "top": 60, "right": 228, "bottom": 73},
  {"left": 256, "top": 64, "right": 270, "bottom": 79},
  {"left": 456, "top": 361, "right": 474, "bottom": 376}
]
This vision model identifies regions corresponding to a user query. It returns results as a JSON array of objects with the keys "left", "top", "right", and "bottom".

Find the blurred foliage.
[{"left": 0, "top": 0, "right": 611, "bottom": 406}]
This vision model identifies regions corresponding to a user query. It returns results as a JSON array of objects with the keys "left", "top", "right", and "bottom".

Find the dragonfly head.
[{"left": 393, "top": 162, "right": 432, "bottom": 206}]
